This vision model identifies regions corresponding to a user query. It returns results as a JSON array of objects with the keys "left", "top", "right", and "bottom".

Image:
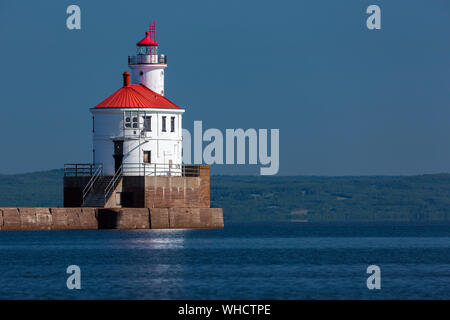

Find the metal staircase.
[
  {"left": 74, "top": 162, "right": 199, "bottom": 207},
  {"left": 103, "top": 165, "right": 123, "bottom": 206},
  {"left": 81, "top": 164, "right": 123, "bottom": 207},
  {"left": 82, "top": 176, "right": 114, "bottom": 207}
]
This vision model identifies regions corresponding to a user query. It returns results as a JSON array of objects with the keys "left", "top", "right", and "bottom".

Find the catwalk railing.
[
  {"left": 64, "top": 163, "right": 200, "bottom": 177},
  {"left": 121, "top": 163, "right": 201, "bottom": 177},
  {"left": 64, "top": 164, "right": 100, "bottom": 177},
  {"left": 128, "top": 54, "right": 167, "bottom": 65}
]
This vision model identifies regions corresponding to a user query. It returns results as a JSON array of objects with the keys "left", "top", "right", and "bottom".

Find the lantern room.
[
  {"left": 128, "top": 22, "right": 167, "bottom": 95},
  {"left": 129, "top": 22, "right": 166, "bottom": 65}
]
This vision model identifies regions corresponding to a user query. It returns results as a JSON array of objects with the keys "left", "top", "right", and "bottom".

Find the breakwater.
[{"left": 0, "top": 207, "right": 223, "bottom": 230}]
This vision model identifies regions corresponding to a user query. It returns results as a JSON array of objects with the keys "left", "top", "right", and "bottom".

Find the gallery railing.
[
  {"left": 122, "top": 163, "right": 199, "bottom": 177},
  {"left": 64, "top": 164, "right": 102, "bottom": 177},
  {"left": 128, "top": 54, "right": 167, "bottom": 65},
  {"left": 64, "top": 163, "right": 200, "bottom": 177}
]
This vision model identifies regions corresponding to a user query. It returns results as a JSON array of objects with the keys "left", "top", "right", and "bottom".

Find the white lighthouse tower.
[
  {"left": 91, "top": 24, "right": 184, "bottom": 176},
  {"left": 128, "top": 22, "right": 167, "bottom": 96}
]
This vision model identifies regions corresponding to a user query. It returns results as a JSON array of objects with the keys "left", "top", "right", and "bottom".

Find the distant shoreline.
[{"left": 1, "top": 169, "right": 450, "bottom": 223}]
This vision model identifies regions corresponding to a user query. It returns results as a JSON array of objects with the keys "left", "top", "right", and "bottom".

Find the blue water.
[{"left": 0, "top": 222, "right": 449, "bottom": 299}]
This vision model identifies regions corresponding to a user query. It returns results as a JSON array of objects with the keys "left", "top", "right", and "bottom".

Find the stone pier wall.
[
  {"left": 0, "top": 207, "right": 97, "bottom": 230},
  {"left": 143, "top": 165, "right": 211, "bottom": 209},
  {"left": 0, "top": 207, "right": 223, "bottom": 230},
  {"left": 57, "top": 165, "right": 223, "bottom": 230},
  {"left": 97, "top": 207, "right": 223, "bottom": 229},
  {"left": 64, "top": 166, "right": 212, "bottom": 209}
]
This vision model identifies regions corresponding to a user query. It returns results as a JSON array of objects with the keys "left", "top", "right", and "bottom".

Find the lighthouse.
[
  {"left": 91, "top": 23, "right": 184, "bottom": 176},
  {"left": 62, "top": 23, "right": 223, "bottom": 231}
]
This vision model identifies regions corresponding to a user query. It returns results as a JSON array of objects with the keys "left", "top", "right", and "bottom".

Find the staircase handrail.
[
  {"left": 104, "top": 164, "right": 123, "bottom": 203},
  {"left": 82, "top": 164, "right": 103, "bottom": 204}
]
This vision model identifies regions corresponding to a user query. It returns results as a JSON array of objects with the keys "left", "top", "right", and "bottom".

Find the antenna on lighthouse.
[{"left": 149, "top": 21, "right": 156, "bottom": 42}]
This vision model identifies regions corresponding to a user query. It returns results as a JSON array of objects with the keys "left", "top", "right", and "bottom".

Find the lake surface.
[{"left": 0, "top": 222, "right": 449, "bottom": 299}]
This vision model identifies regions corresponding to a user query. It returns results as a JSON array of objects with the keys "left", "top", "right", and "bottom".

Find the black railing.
[
  {"left": 182, "top": 165, "right": 201, "bottom": 177},
  {"left": 122, "top": 163, "right": 199, "bottom": 177},
  {"left": 128, "top": 54, "right": 167, "bottom": 65},
  {"left": 64, "top": 164, "right": 102, "bottom": 177},
  {"left": 64, "top": 163, "right": 200, "bottom": 177}
]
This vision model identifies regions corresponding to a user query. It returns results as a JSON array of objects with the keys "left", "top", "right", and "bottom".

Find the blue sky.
[{"left": 0, "top": 0, "right": 449, "bottom": 175}]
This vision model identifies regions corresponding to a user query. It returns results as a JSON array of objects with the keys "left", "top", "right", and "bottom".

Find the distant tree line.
[{"left": 1, "top": 170, "right": 449, "bottom": 222}]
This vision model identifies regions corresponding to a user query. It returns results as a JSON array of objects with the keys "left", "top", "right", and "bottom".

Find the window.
[
  {"left": 137, "top": 46, "right": 151, "bottom": 55},
  {"left": 125, "top": 113, "right": 139, "bottom": 129},
  {"left": 162, "top": 116, "right": 167, "bottom": 132},
  {"left": 171, "top": 116, "right": 175, "bottom": 132},
  {"left": 144, "top": 116, "right": 152, "bottom": 132},
  {"left": 143, "top": 151, "right": 151, "bottom": 164}
]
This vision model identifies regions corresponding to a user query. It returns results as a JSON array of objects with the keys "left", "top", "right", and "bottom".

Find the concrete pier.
[
  {"left": 1, "top": 165, "right": 224, "bottom": 231},
  {"left": 0, "top": 207, "right": 223, "bottom": 230}
]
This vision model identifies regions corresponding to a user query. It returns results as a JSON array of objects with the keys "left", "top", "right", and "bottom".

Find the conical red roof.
[
  {"left": 137, "top": 31, "right": 159, "bottom": 46},
  {"left": 94, "top": 84, "right": 180, "bottom": 109}
]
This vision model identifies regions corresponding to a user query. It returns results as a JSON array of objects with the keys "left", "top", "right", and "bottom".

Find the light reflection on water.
[{"left": 0, "top": 222, "right": 449, "bottom": 299}]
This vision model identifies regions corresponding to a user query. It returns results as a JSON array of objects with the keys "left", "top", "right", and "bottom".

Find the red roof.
[
  {"left": 137, "top": 31, "right": 159, "bottom": 46},
  {"left": 94, "top": 84, "right": 181, "bottom": 109}
]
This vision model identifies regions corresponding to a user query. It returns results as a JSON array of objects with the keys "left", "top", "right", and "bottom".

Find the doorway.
[{"left": 113, "top": 140, "right": 124, "bottom": 173}]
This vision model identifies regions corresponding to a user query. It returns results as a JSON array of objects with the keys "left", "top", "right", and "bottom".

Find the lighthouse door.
[{"left": 113, "top": 141, "right": 124, "bottom": 173}]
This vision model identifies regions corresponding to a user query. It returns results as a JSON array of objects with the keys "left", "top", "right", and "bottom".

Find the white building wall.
[
  {"left": 129, "top": 64, "right": 167, "bottom": 96},
  {"left": 91, "top": 108, "right": 184, "bottom": 176}
]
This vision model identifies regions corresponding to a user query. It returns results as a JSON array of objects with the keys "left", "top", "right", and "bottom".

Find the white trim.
[{"left": 91, "top": 108, "right": 185, "bottom": 114}]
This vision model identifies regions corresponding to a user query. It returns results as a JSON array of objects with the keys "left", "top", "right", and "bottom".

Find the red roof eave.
[{"left": 93, "top": 84, "right": 181, "bottom": 109}]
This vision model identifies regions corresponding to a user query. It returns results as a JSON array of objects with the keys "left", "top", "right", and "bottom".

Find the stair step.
[{"left": 83, "top": 175, "right": 121, "bottom": 208}]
